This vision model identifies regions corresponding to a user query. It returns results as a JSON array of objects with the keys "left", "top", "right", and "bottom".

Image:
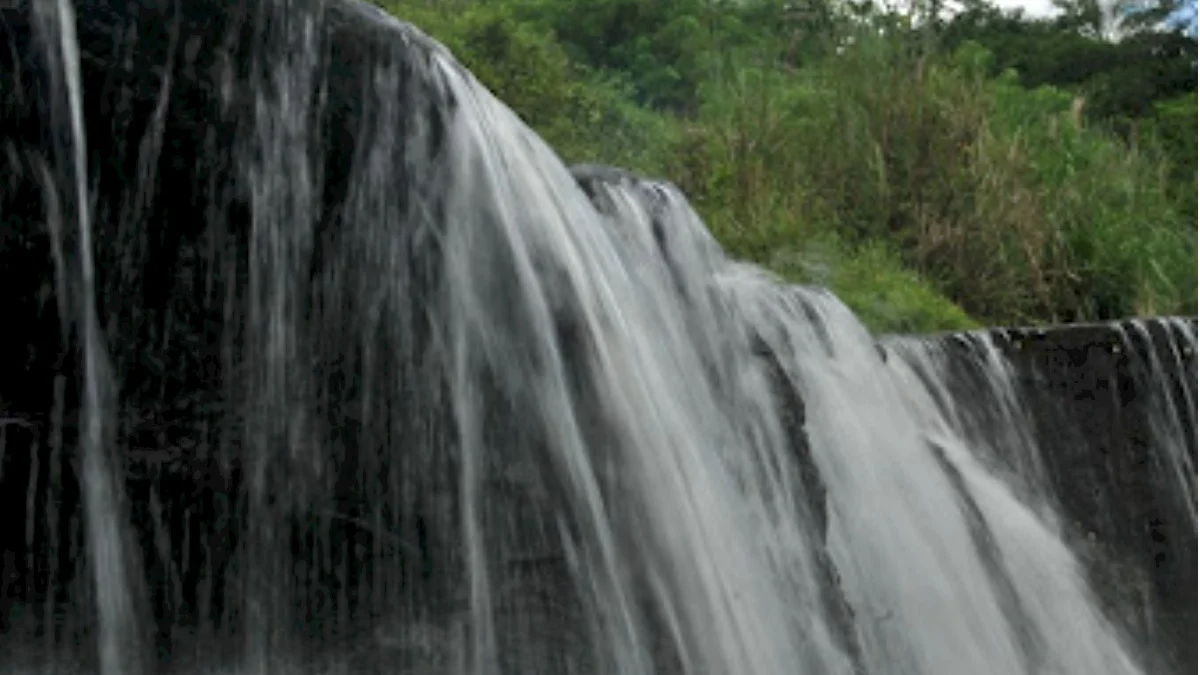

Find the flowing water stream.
[{"left": 0, "top": 2, "right": 1194, "bottom": 674}]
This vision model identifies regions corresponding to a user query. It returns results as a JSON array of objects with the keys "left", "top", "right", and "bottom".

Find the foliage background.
[{"left": 378, "top": 0, "right": 1196, "bottom": 333}]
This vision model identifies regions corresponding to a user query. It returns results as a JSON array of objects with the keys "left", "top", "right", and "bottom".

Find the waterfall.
[{"left": 0, "top": 1, "right": 1193, "bottom": 674}]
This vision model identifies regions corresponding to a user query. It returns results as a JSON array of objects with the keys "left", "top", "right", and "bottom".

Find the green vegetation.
[{"left": 377, "top": 0, "right": 1197, "bottom": 333}]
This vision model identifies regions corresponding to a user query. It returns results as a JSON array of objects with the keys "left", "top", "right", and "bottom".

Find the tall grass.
[{"left": 674, "top": 34, "right": 1195, "bottom": 325}]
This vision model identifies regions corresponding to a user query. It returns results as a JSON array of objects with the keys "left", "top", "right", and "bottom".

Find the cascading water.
[
  {"left": 24, "top": 2, "right": 147, "bottom": 673},
  {"left": 0, "top": 1, "right": 1194, "bottom": 674},
  {"left": 1116, "top": 319, "right": 1198, "bottom": 524},
  {"left": 877, "top": 319, "right": 1199, "bottom": 675}
]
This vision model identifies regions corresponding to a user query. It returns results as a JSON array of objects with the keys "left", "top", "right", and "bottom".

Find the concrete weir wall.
[{"left": 918, "top": 318, "right": 1197, "bottom": 675}]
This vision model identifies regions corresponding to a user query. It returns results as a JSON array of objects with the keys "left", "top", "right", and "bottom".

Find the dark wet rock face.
[
  {"left": 1, "top": 0, "right": 465, "bottom": 666},
  {"left": 921, "top": 319, "right": 1198, "bottom": 675},
  {"left": 1002, "top": 320, "right": 1196, "bottom": 675}
]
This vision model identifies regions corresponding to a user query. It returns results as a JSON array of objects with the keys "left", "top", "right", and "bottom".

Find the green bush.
[
  {"left": 988, "top": 69, "right": 1195, "bottom": 318},
  {"left": 1146, "top": 91, "right": 1198, "bottom": 220},
  {"left": 768, "top": 233, "right": 980, "bottom": 334}
]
